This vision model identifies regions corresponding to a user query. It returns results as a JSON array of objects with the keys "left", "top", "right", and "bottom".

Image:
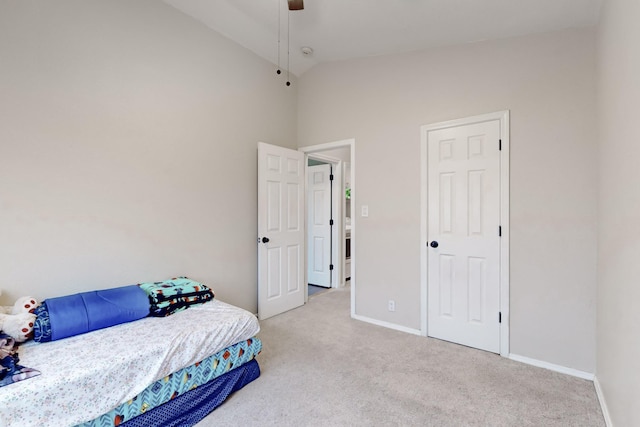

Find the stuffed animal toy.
[{"left": 0, "top": 292, "right": 38, "bottom": 342}]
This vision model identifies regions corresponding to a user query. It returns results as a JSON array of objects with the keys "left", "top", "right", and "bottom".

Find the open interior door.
[
  {"left": 257, "top": 142, "right": 305, "bottom": 320},
  {"left": 307, "top": 163, "right": 332, "bottom": 288}
]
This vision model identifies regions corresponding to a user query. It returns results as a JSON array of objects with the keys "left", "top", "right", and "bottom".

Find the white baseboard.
[
  {"left": 594, "top": 376, "right": 613, "bottom": 427},
  {"left": 351, "top": 314, "right": 422, "bottom": 336},
  {"left": 508, "top": 353, "right": 594, "bottom": 381}
]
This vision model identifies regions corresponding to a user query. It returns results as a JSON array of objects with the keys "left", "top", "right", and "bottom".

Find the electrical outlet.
[
  {"left": 388, "top": 300, "right": 395, "bottom": 312},
  {"left": 361, "top": 205, "right": 369, "bottom": 217}
]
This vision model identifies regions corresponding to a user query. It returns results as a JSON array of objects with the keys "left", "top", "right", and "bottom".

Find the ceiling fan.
[{"left": 288, "top": 0, "right": 303, "bottom": 11}]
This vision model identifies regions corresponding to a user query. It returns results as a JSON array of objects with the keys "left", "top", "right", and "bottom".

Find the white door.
[
  {"left": 427, "top": 120, "right": 501, "bottom": 353},
  {"left": 307, "top": 164, "right": 332, "bottom": 287},
  {"left": 257, "top": 142, "right": 305, "bottom": 320}
]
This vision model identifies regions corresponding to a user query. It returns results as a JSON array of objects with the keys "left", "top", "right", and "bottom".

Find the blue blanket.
[{"left": 33, "top": 285, "right": 149, "bottom": 342}]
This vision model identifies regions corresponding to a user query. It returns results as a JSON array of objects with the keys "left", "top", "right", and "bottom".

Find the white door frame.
[
  {"left": 306, "top": 154, "right": 342, "bottom": 290},
  {"left": 300, "top": 139, "right": 356, "bottom": 317},
  {"left": 420, "top": 111, "right": 510, "bottom": 357}
]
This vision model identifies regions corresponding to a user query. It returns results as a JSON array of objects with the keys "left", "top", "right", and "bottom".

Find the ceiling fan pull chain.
[
  {"left": 276, "top": 0, "right": 281, "bottom": 75},
  {"left": 286, "top": 10, "right": 291, "bottom": 86}
]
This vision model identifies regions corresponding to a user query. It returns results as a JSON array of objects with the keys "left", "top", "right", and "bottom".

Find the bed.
[{"left": 0, "top": 297, "right": 261, "bottom": 427}]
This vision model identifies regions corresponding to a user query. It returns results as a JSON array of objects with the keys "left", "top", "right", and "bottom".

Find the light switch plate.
[{"left": 361, "top": 205, "right": 369, "bottom": 217}]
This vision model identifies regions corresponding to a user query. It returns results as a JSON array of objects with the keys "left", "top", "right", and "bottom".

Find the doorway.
[
  {"left": 300, "top": 139, "right": 355, "bottom": 317},
  {"left": 420, "top": 111, "right": 510, "bottom": 356}
]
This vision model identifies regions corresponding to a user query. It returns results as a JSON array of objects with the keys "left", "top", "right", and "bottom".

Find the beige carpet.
[{"left": 197, "top": 287, "right": 604, "bottom": 426}]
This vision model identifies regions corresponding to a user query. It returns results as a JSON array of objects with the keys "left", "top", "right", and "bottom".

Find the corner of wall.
[{"left": 594, "top": 375, "right": 613, "bottom": 427}]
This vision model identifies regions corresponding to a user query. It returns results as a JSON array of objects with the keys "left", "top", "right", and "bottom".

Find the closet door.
[{"left": 426, "top": 120, "right": 501, "bottom": 353}]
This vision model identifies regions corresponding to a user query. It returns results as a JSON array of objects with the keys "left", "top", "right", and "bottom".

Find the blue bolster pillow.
[{"left": 40, "top": 285, "right": 149, "bottom": 342}]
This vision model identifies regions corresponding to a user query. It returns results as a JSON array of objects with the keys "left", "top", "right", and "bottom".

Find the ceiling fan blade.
[{"left": 288, "top": 0, "right": 304, "bottom": 11}]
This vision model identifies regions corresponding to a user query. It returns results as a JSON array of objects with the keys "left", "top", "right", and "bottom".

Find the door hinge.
[
  {"left": 330, "top": 219, "right": 334, "bottom": 226},
  {"left": 329, "top": 264, "right": 334, "bottom": 270},
  {"left": 499, "top": 139, "right": 502, "bottom": 151},
  {"left": 499, "top": 226, "right": 502, "bottom": 237},
  {"left": 499, "top": 312, "right": 502, "bottom": 323},
  {"left": 330, "top": 174, "right": 334, "bottom": 181}
]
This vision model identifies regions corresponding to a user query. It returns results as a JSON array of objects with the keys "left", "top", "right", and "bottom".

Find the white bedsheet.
[{"left": 0, "top": 299, "right": 260, "bottom": 427}]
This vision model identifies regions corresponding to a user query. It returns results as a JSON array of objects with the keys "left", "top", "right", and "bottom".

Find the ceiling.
[{"left": 164, "top": 0, "right": 603, "bottom": 77}]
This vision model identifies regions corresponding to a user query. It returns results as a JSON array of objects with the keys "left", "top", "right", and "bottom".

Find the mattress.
[
  {"left": 0, "top": 299, "right": 260, "bottom": 427},
  {"left": 81, "top": 337, "right": 262, "bottom": 427}
]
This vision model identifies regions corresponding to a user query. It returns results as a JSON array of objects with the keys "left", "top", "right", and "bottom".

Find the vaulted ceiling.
[{"left": 164, "top": 0, "right": 603, "bottom": 76}]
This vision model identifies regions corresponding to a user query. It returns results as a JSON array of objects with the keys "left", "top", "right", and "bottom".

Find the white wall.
[
  {"left": 0, "top": 0, "right": 297, "bottom": 312},
  {"left": 315, "top": 147, "right": 351, "bottom": 162},
  {"left": 298, "top": 29, "right": 598, "bottom": 373},
  {"left": 597, "top": 0, "right": 640, "bottom": 424}
]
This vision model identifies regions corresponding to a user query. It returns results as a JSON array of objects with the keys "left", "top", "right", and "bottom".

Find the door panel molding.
[
  {"left": 420, "top": 111, "right": 510, "bottom": 356},
  {"left": 258, "top": 142, "right": 305, "bottom": 320}
]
